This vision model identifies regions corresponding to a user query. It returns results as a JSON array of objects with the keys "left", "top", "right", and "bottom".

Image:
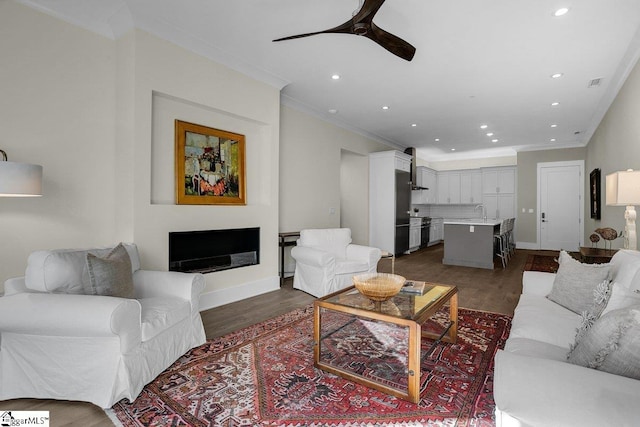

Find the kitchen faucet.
[{"left": 474, "top": 204, "right": 487, "bottom": 221}]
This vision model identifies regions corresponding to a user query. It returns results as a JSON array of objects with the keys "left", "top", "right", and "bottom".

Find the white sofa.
[
  {"left": 494, "top": 249, "right": 640, "bottom": 427},
  {"left": 291, "top": 228, "right": 381, "bottom": 298},
  {"left": 0, "top": 243, "right": 206, "bottom": 408}
]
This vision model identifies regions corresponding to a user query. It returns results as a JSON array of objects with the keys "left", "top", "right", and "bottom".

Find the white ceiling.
[{"left": 19, "top": 0, "right": 640, "bottom": 161}]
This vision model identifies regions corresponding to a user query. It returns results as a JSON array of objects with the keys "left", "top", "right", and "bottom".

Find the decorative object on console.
[
  {"left": 174, "top": 120, "right": 246, "bottom": 205},
  {"left": 594, "top": 227, "right": 622, "bottom": 251},
  {"left": 606, "top": 169, "right": 640, "bottom": 250},
  {"left": 589, "top": 233, "right": 601, "bottom": 247},
  {"left": 353, "top": 272, "right": 405, "bottom": 301},
  {"left": 0, "top": 149, "right": 42, "bottom": 197}
]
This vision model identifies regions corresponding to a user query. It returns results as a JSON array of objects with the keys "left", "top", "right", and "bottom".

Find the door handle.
[{"left": 541, "top": 212, "right": 546, "bottom": 223}]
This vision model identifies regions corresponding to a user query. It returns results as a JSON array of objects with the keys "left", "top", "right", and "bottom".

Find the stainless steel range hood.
[{"left": 403, "top": 147, "right": 429, "bottom": 190}]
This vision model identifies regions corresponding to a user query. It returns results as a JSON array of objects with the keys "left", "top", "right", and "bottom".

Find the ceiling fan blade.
[
  {"left": 273, "top": 20, "right": 353, "bottom": 42},
  {"left": 368, "top": 22, "right": 416, "bottom": 61},
  {"left": 352, "top": 0, "right": 387, "bottom": 24}
]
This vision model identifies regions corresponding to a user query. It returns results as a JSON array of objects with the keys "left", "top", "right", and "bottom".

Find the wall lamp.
[{"left": 0, "top": 149, "right": 43, "bottom": 197}]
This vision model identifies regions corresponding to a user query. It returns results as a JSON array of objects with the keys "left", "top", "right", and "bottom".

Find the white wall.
[
  {"left": 0, "top": 1, "right": 118, "bottom": 288},
  {"left": 340, "top": 150, "right": 369, "bottom": 245},
  {"left": 125, "top": 30, "right": 282, "bottom": 308},
  {"left": 279, "top": 105, "right": 389, "bottom": 238},
  {"left": 0, "top": 3, "right": 283, "bottom": 310}
]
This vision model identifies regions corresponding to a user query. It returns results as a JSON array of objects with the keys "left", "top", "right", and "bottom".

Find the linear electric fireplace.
[{"left": 169, "top": 227, "right": 260, "bottom": 273}]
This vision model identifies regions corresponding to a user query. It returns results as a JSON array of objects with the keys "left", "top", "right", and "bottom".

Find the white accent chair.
[
  {"left": 291, "top": 228, "right": 382, "bottom": 298},
  {"left": 0, "top": 243, "right": 206, "bottom": 408}
]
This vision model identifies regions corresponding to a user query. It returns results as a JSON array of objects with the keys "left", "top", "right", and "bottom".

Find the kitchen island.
[{"left": 442, "top": 219, "right": 502, "bottom": 269}]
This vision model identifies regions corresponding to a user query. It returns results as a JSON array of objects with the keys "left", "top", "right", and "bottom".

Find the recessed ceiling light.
[
  {"left": 435, "top": 138, "right": 440, "bottom": 142},
  {"left": 492, "top": 139, "right": 499, "bottom": 143},
  {"left": 480, "top": 124, "right": 488, "bottom": 129},
  {"left": 411, "top": 123, "right": 417, "bottom": 127},
  {"left": 550, "top": 138, "right": 557, "bottom": 142},
  {"left": 382, "top": 105, "right": 389, "bottom": 110},
  {"left": 551, "top": 102, "right": 560, "bottom": 106},
  {"left": 486, "top": 132, "right": 494, "bottom": 137},
  {"left": 551, "top": 73, "right": 564, "bottom": 79},
  {"left": 551, "top": 124, "right": 558, "bottom": 128},
  {"left": 331, "top": 74, "right": 340, "bottom": 80},
  {"left": 328, "top": 109, "right": 338, "bottom": 114},
  {"left": 554, "top": 7, "right": 569, "bottom": 17},
  {"left": 451, "top": 148, "right": 456, "bottom": 152}
]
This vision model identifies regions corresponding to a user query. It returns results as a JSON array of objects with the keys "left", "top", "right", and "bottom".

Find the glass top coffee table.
[{"left": 313, "top": 282, "right": 458, "bottom": 403}]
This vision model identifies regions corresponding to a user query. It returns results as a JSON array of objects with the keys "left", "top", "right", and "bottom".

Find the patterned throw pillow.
[
  {"left": 547, "top": 250, "right": 611, "bottom": 315},
  {"left": 567, "top": 305, "right": 640, "bottom": 380},
  {"left": 84, "top": 243, "right": 135, "bottom": 298}
]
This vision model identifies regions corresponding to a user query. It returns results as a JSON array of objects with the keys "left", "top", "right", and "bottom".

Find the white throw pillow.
[
  {"left": 567, "top": 305, "right": 640, "bottom": 380},
  {"left": 547, "top": 250, "right": 611, "bottom": 315},
  {"left": 602, "top": 282, "right": 640, "bottom": 316}
]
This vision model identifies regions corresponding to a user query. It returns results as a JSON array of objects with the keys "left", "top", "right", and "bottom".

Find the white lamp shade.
[
  {"left": 606, "top": 170, "right": 640, "bottom": 206},
  {"left": 0, "top": 161, "right": 43, "bottom": 197}
]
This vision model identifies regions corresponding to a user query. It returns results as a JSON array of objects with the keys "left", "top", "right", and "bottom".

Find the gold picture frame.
[{"left": 175, "top": 120, "right": 246, "bottom": 205}]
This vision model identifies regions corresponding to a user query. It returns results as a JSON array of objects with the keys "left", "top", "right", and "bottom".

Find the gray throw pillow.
[
  {"left": 84, "top": 243, "right": 135, "bottom": 298},
  {"left": 567, "top": 305, "right": 640, "bottom": 380},
  {"left": 547, "top": 250, "right": 611, "bottom": 314}
]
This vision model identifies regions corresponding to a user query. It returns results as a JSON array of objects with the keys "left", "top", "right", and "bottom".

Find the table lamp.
[
  {"left": 606, "top": 169, "right": 640, "bottom": 250},
  {"left": 0, "top": 149, "right": 43, "bottom": 197}
]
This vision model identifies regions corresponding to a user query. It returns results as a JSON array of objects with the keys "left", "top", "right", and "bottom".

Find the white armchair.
[
  {"left": 291, "top": 228, "right": 382, "bottom": 298},
  {"left": 0, "top": 243, "right": 206, "bottom": 408}
]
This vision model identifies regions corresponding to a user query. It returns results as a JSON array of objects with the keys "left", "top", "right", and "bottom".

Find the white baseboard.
[
  {"left": 198, "top": 275, "right": 280, "bottom": 311},
  {"left": 516, "top": 241, "right": 540, "bottom": 250}
]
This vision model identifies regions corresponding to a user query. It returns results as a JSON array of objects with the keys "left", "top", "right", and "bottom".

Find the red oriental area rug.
[
  {"left": 108, "top": 305, "right": 511, "bottom": 427},
  {"left": 523, "top": 254, "right": 560, "bottom": 273}
]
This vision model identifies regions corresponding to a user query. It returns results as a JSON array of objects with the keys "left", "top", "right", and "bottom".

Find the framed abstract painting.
[{"left": 175, "top": 120, "right": 246, "bottom": 205}]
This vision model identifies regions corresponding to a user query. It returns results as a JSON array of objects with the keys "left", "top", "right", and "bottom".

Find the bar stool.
[{"left": 494, "top": 219, "right": 509, "bottom": 269}]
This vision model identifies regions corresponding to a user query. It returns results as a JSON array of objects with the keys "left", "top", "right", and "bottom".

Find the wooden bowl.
[{"left": 353, "top": 273, "right": 406, "bottom": 302}]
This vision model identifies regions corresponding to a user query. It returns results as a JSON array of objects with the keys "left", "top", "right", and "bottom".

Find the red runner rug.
[{"left": 109, "top": 305, "right": 511, "bottom": 426}]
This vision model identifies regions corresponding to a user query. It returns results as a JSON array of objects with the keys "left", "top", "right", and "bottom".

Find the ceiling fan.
[{"left": 273, "top": 0, "right": 416, "bottom": 62}]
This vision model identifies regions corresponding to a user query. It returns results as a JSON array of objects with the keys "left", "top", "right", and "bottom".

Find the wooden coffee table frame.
[{"left": 313, "top": 284, "right": 458, "bottom": 403}]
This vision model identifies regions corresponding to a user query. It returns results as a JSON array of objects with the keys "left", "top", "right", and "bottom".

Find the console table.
[
  {"left": 279, "top": 232, "right": 300, "bottom": 285},
  {"left": 579, "top": 246, "right": 618, "bottom": 264}
]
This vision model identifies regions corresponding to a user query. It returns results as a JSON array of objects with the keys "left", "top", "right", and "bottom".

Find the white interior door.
[{"left": 538, "top": 162, "right": 584, "bottom": 251}]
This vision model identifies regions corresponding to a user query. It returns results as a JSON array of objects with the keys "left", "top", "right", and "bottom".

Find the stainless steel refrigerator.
[{"left": 394, "top": 169, "right": 411, "bottom": 255}]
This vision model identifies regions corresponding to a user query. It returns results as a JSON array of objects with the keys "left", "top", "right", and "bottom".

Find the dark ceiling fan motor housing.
[{"left": 273, "top": 0, "right": 416, "bottom": 61}]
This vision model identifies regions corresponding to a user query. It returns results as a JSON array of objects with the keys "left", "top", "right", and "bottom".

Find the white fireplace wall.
[{"left": 119, "top": 30, "right": 282, "bottom": 309}]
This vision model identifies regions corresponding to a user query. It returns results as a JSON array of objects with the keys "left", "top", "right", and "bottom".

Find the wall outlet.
[
  {"left": 329, "top": 207, "right": 336, "bottom": 215},
  {"left": 470, "top": 225, "right": 475, "bottom": 233}
]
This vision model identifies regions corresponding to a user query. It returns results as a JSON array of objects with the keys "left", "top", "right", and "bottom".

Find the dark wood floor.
[{"left": 2, "top": 243, "right": 536, "bottom": 426}]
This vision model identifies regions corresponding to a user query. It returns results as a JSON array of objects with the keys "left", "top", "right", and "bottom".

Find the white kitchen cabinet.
[
  {"left": 460, "top": 170, "right": 483, "bottom": 204},
  {"left": 482, "top": 167, "right": 515, "bottom": 194},
  {"left": 437, "top": 172, "right": 461, "bottom": 204},
  {"left": 482, "top": 167, "right": 516, "bottom": 219},
  {"left": 423, "top": 168, "right": 437, "bottom": 203},
  {"left": 483, "top": 194, "right": 515, "bottom": 219},
  {"left": 409, "top": 225, "right": 421, "bottom": 251},
  {"left": 411, "top": 167, "right": 437, "bottom": 204},
  {"left": 429, "top": 218, "right": 444, "bottom": 244}
]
